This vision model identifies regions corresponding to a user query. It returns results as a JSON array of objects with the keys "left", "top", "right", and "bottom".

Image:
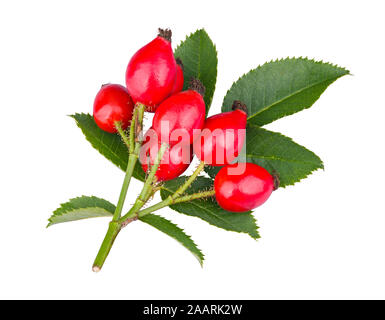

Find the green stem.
[
  {"left": 140, "top": 143, "right": 168, "bottom": 201},
  {"left": 93, "top": 142, "right": 204, "bottom": 271},
  {"left": 112, "top": 154, "right": 138, "bottom": 221},
  {"left": 119, "top": 143, "right": 168, "bottom": 225},
  {"left": 173, "top": 161, "right": 205, "bottom": 198},
  {"left": 111, "top": 105, "right": 145, "bottom": 222},
  {"left": 115, "top": 122, "right": 130, "bottom": 149},
  {"left": 92, "top": 103, "right": 145, "bottom": 272},
  {"left": 129, "top": 106, "right": 140, "bottom": 154},
  {"left": 119, "top": 161, "right": 210, "bottom": 226},
  {"left": 92, "top": 221, "right": 121, "bottom": 272},
  {"left": 136, "top": 189, "right": 215, "bottom": 219}
]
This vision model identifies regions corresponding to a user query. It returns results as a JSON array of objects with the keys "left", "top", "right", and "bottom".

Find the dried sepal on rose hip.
[
  {"left": 214, "top": 162, "right": 279, "bottom": 212},
  {"left": 193, "top": 100, "right": 248, "bottom": 166},
  {"left": 152, "top": 78, "right": 206, "bottom": 146},
  {"left": 125, "top": 28, "right": 177, "bottom": 112},
  {"left": 93, "top": 84, "right": 134, "bottom": 133}
]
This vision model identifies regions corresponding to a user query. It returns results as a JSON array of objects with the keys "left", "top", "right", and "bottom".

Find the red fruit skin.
[
  {"left": 170, "top": 63, "right": 184, "bottom": 95},
  {"left": 193, "top": 109, "right": 247, "bottom": 166},
  {"left": 214, "top": 163, "right": 274, "bottom": 212},
  {"left": 140, "top": 129, "right": 193, "bottom": 181},
  {"left": 152, "top": 90, "right": 206, "bottom": 146},
  {"left": 125, "top": 36, "right": 176, "bottom": 112},
  {"left": 93, "top": 84, "right": 134, "bottom": 133}
]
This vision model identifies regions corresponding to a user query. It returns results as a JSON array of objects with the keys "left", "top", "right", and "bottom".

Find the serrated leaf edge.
[
  {"left": 223, "top": 57, "right": 350, "bottom": 123},
  {"left": 140, "top": 214, "right": 204, "bottom": 266},
  {"left": 176, "top": 200, "right": 260, "bottom": 240},
  {"left": 70, "top": 113, "right": 127, "bottom": 171},
  {"left": 246, "top": 124, "right": 324, "bottom": 188},
  {"left": 161, "top": 179, "right": 260, "bottom": 240},
  {"left": 47, "top": 195, "right": 115, "bottom": 227},
  {"left": 174, "top": 28, "right": 209, "bottom": 57},
  {"left": 174, "top": 28, "right": 218, "bottom": 110}
]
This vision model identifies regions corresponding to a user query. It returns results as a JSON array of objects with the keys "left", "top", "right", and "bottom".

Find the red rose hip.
[
  {"left": 193, "top": 101, "right": 248, "bottom": 166},
  {"left": 93, "top": 84, "right": 134, "bottom": 133},
  {"left": 152, "top": 78, "right": 205, "bottom": 146},
  {"left": 125, "top": 28, "right": 177, "bottom": 112},
  {"left": 214, "top": 163, "right": 277, "bottom": 212},
  {"left": 170, "top": 58, "right": 184, "bottom": 95},
  {"left": 140, "top": 128, "right": 193, "bottom": 181}
]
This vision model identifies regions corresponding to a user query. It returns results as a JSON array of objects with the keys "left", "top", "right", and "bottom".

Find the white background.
[{"left": 0, "top": 0, "right": 384, "bottom": 300}]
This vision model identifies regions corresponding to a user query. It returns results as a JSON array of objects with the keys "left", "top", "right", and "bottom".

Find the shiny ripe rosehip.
[
  {"left": 140, "top": 128, "right": 193, "bottom": 181},
  {"left": 93, "top": 84, "right": 134, "bottom": 133},
  {"left": 170, "top": 58, "right": 184, "bottom": 95},
  {"left": 152, "top": 79, "right": 206, "bottom": 146},
  {"left": 214, "top": 163, "right": 275, "bottom": 212},
  {"left": 193, "top": 101, "right": 248, "bottom": 166},
  {"left": 125, "top": 28, "right": 176, "bottom": 112}
]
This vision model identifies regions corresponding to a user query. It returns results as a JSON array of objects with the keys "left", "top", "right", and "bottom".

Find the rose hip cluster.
[{"left": 92, "top": 29, "right": 277, "bottom": 213}]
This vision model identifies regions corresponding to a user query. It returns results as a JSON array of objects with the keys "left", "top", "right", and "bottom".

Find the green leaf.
[
  {"left": 71, "top": 113, "right": 145, "bottom": 181},
  {"left": 161, "top": 177, "right": 260, "bottom": 239},
  {"left": 245, "top": 125, "right": 324, "bottom": 187},
  {"left": 204, "top": 165, "right": 222, "bottom": 180},
  {"left": 174, "top": 29, "right": 218, "bottom": 114},
  {"left": 140, "top": 214, "right": 204, "bottom": 266},
  {"left": 205, "top": 126, "right": 323, "bottom": 186},
  {"left": 222, "top": 57, "right": 349, "bottom": 126},
  {"left": 47, "top": 196, "right": 115, "bottom": 227}
]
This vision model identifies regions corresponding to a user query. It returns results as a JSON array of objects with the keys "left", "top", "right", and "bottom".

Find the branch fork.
[{"left": 92, "top": 108, "right": 214, "bottom": 272}]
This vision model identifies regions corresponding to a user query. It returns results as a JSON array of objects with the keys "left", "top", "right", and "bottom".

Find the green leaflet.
[
  {"left": 222, "top": 57, "right": 349, "bottom": 126},
  {"left": 174, "top": 29, "right": 218, "bottom": 114},
  {"left": 71, "top": 113, "right": 145, "bottom": 181},
  {"left": 205, "top": 126, "right": 323, "bottom": 187},
  {"left": 49, "top": 196, "right": 204, "bottom": 264},
  {"left": 47, "top": 196, "right": 115, "bottom": 227},
  {"left": 140, "top": 214, "right": 204, "bottom": 266},
  {"left": 204, "top": 165, "right": 222, "bottom": 180},
  {"left": 161, "top": 177, "right": 260, "bottom": 239},
  {"left": 245, "top": 125, "right": 323, "bottom": 187}
]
